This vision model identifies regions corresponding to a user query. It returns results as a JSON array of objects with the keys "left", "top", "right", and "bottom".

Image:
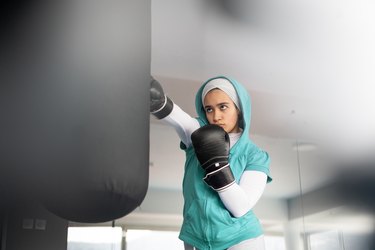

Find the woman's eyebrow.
[
  {"left": 215, "top": 102, "right": 230, "bottom": 106},
  {"left": 204, "top": 102, "right": 230, "bottom": 109}
]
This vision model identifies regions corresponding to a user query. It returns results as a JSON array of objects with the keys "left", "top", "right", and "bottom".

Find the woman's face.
[{"left": 203, "top": 89, "right": 240, "bottom": 133}]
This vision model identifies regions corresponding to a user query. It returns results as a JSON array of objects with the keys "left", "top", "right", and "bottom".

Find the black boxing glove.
[
  {"left": 191, "top": 124, "right": 235, "bottom": 191},
  {"left": 150, "top": 77, "right": 173, "bottom": 119}
]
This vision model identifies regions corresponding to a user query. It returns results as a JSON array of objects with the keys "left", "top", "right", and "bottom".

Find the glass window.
[
  {"left": 126, "top": 229, "right": 286, "bottom": 250},
  {"left": 308, "top": 230, "right": 342, "bottom": 250},
  {"left": 67, "top": 227, "right": 122, "bottom": 250},
  {"left": 264, "top": 235, "right": 286, "bottom": 250},
  {"left": 126, "top": 229, "right": 183, "bottom": 250},
  {"left": 67, "top": 227, "right": 286, "bottom": 250}
]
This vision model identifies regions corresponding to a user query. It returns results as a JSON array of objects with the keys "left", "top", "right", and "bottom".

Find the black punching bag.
[{"left": 0, "top": 0, "right": 150, "bottom": 223}]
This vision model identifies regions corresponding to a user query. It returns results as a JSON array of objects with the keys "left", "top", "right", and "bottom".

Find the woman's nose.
[{"left": 213, "top": 110, "right": 221, "bottom": 122}]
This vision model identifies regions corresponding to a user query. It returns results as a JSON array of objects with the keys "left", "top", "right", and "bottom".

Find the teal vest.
[{"left": 178, "top": 139, "right": 270, "bottom": 250}]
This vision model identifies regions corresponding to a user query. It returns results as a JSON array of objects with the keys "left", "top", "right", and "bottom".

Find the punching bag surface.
[{"left": 0, "top": 0, "right": 150, "bottom": 222}]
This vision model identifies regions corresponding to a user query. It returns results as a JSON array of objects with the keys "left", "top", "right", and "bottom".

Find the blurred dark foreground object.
[
  {"left": 0, "top": 0, "right": 151, "bottom": 223},
  {"left": 334, "top": 162, "right": 375, "bottom": 213},
  {"left": 333, "top": 161, "right": 375, "bottom": 248}
]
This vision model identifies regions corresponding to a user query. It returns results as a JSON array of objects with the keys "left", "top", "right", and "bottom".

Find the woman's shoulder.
[
  {"left": 239, "top": 139, "right": 263, "bottom": 151},
  {"left": 240, "top": 140, "right": 270, "bottom": 163}
]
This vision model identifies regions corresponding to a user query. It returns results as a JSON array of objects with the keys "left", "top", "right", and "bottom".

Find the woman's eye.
[
  {"left": 205, "top": 107, "right": 213, "bottom": 113},
  {"left": 220, "top": 105, "right": 228, "bottom": 110}
]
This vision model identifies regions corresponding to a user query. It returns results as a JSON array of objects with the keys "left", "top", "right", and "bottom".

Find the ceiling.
[{"left": 148, "top": 0, "right": 375, "bottom": 200}]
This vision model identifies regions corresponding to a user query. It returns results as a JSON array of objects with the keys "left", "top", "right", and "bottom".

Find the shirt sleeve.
[
  {"left": 218, "top": 170, "right": 267, "bottom": 218},
  {"left": 246, "top": 147, "right": 272, "bottom": 183},
  {"left": 161, "top": 104, "right": 200, "bottom": 147}
]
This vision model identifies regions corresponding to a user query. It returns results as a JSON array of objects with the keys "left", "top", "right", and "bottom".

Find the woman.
[{"left": 150, "top": 76, "right": 272, "bottom": 250}]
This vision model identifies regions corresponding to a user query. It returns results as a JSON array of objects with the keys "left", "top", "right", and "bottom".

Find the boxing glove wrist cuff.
[
  {"left": 151, "top": 95, "right": 174, "bottom": 119},
  {"left": 201, "top": 156, "right": 228, "bottom": 170},
  {"left": 203, "top": 164, "right": 235, "bottom": 192}
]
